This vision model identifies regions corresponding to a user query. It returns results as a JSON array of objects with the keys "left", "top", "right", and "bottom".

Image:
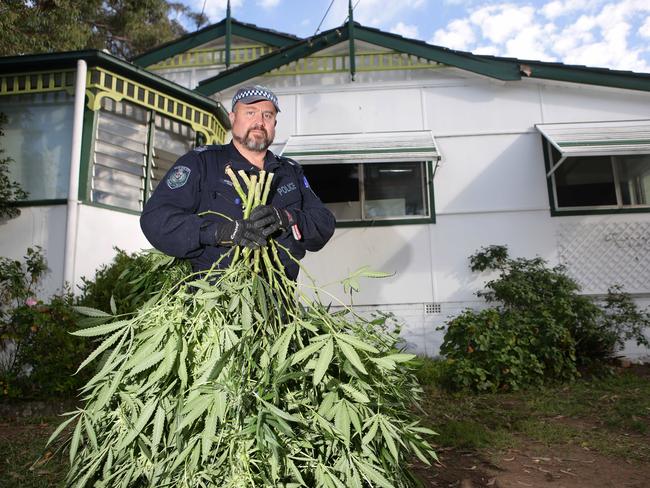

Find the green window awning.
[
  {"left": 280, "top": 130, "right": 440, "bottom": 164},
  {"left": 536, "top": 120, "right": 650, "bottom": 157}
]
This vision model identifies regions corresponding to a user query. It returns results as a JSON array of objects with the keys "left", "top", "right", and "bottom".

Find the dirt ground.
[
  {"left": 412, "top": 443, "right": 650, "bottom": 488},
  {"left": 2, "top": 388, "right": 650, "bottom": 488}
]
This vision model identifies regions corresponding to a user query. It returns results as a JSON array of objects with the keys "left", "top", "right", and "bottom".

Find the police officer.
[{"left": 140, "top": 85, "right": 335, "bottom": 280}]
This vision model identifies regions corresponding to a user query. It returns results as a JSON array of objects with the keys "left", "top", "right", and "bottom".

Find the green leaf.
[
  {"left": 380, "top": 420, "right": 399, "bottom": 462},
  {"left": 202, "top": 402, "right": 218, "bottom": 462},
  {"left": 73, "top": 306, "right": 112, "bottom": 318},
  {"left": 178, "top": 394, "right": 212, "bottom": 430},
  {"left": 383, "top": 353, "right": 416, "bottom": 363},
  {"left": 72, "top": 319, "right": 131, "bottom": 337},
  {"left": 369, "top": 357, "right": 396, "bottom": 370},
  {"left": 75, "top": 328, "right": 124, "bottom": 374},
  {"left": 117, "top": 398, "right": 157, "bottom": 451},
  {"left": 362, "top": 417, "right": 379, "bottom": 445},
  {"left": 46, "top": 413, "right": 79, "bottom": 447},
  {"left": 337, "top": 340, "right": 368, "bottom": 375},
  {"left": 334, "top": 401, "right": 350, "bottom": 442},
  {"left": 260, "top": 398, "right": 302, "bottom": 423},
  {"left": 69, "top": 416, "right": 83, "bottom": 464},
  {"left": 340, "top": 384, "right": 370, "bottom": 404},
  {"left": 151, "top": 405, "right": 166, "bottom": 458},
  {"left": 128, "top": 349, "right": 165, "bottom": 377},
  {"left": 83, "top": 416, "right": 98, "bottom": 451},
  {"left": 290, "top": 340, "right": 325, "bottom": 366},
  {"left": 355, "top": 459, "right": 394, "bottom": 488},
  {"left": 336, "top": 333, "right": 379, "bottom": 354},
  {"left": 313, "top": 339, "right": 333, "bottom": 387},
  {"left": 110, "top": 295, "right": 117, "bottom": 315}
]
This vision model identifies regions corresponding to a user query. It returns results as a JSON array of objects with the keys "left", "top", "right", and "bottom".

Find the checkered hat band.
[{"left": 233, "top": 88, "right": 278, "bottom": 106}]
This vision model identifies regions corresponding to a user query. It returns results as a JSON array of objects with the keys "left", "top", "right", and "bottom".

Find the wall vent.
[{"left": 424, "top": 303, "right": 441, "bottom": 314}]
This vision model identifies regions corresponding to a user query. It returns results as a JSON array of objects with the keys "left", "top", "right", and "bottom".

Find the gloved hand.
[
  {"left": 214, "top": 219, "right": 267, "bottom": 248},
  {"left": 249, "top": 205, "right": 295, "bottom": 237}
]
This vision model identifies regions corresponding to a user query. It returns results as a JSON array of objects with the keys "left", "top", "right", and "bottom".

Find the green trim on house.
[
  {"left": 7, "top": 199, "right": 67, "bottom": 207},
  {"left": 354, "top": 26, "right": 520, "bottom": 81},
  {"left": 541, "top": 136, "right": 556, "bottom": 217},
  {"left": 558, "top": 139, "right": 650, "bottom": 147},
  {"left": 550, "top": 207, "right": 650, "bottom": 217},
  {"left": 333, "top": 160, "right": 436, "bottom": 228},
  {"left": 0, "top": 50, "right": 229, "bottom": 127},
  {"left": 131, "top": 18, "right": 300, "bottom": 68},
  {"left": 284, "top": 147, "right": 439, "bottom": 157},
  {"left": 519, "top": 60, "right": 650, "bottom": 93},
  {"left": 78, "top": 107, "right": 98, "bottom": 202},
  {"left": 195, "top": 22, "right": 522, "bottom": 94}
]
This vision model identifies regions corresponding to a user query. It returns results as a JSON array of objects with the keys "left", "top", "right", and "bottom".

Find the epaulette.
[
  {"left": 193, "top": 144, "right": 225, "bottom": 153},
  {"left": 275, "top": 154, "right": 298, "bottom": 166}
]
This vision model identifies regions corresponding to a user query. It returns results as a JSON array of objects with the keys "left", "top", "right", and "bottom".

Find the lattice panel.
[{"left": 557, "top": 221, "right": 650, "bottom": 294}]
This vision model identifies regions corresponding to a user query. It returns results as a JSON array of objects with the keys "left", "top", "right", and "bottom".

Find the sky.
[{"left": 174, "top": 0, "right": 650, "bottom": 73}]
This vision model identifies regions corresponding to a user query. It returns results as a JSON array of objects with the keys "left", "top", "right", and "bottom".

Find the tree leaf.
[
  {"left": 313, "top": 339, "right": 333, "bottom": 387},
  {"left": 69, "top": 416, "right": 83, "bottom": 464},
  {"left": 290, "top": 340, "right": 325, "bottom": 365},
  {"left": 336, "top": 333, "right": 379, "bottom": 354},
  {"left": 151, "top": 405, "right": 166, "bottom": 458},
  {"left": 337, "top": 340, "right": 368, "bottom": 375},
  {"left": 341, "top": 384, "right": 370, "bottom": 404},
  {"left": 117, "top": 398, "right": 157, "bottom": 451},
  {"left": 73, "top": 306, "right": 112, "bottom": 318},
  {"left": 72, "top": 319, "right": 131, "bottom": 337}
]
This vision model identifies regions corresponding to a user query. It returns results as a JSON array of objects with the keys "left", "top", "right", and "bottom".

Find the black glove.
[
  {"left": 249, "top": 205, "right": 295, "bottom": 237},
  {"left": 214, "top": 219, "right": 267, "bottom": 248}
]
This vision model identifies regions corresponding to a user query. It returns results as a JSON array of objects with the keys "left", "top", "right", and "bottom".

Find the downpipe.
[{"left": 63, "top": 59, "right": 87, "bottom": 289}]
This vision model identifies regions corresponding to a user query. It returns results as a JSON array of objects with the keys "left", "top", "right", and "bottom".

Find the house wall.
[
  {"left": 214, "top": 66, "right": 650, "bottom": 360},
  {"left": 0, "top": 206, "right": 67, "bottom": 299}
]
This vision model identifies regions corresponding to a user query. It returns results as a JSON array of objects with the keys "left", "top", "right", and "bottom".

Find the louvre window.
[{"left": 91, "top": 98, "right": 195, "bottom": 212}]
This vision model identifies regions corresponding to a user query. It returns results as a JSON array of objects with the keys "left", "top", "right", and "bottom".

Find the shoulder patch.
[{"left": 167, "top": 165, "right": 191, "bottom": 189}]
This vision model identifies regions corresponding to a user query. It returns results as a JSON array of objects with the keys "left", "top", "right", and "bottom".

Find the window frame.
[
  {"left": 303, "top": 159, "right": 436, "bottom": 228},
  {"left": 542, "top": 137, "right": 650, "bottom": 216}
]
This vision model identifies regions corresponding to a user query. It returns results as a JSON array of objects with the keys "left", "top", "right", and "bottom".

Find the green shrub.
[
  {"left": 0, "top": 248, "right": 90, "bottom": 399},
  {"left": 78, "top": 247, "right": 190, "bottom": 315},
  {"left": 2, "top": 294, "right": 91, "bottom": 398},
  {"left": 440, "top": 245, "right": 649, "bottom": 392}
]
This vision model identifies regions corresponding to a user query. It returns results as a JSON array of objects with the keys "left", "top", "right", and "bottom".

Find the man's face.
[{"left": 229, "top": 100, "right": 277, "bottom": 152}]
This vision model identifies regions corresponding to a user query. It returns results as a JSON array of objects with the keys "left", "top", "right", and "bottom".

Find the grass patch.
[
  {"left": 0, "top": 415, "right": 68, "bottom": 488},
  {"left": 418, "top": 358, "right": 650, "bottom": 461}
]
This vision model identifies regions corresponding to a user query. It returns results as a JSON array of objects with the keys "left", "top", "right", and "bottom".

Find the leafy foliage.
[
  {"left": 440, "top": 245, "right": 650, "bottom": 392},
  {"left": 1, "top": 294, "right": 92, "bottom": 398},
  {"left": 52, "top": 170, "right": 436, "bottom": 487},
  {"left": 0, "top": 248, "right": 90, "bottom": 399},
  {"left": 0, "top": 112, "right": 28, "bottom": 220},
  {"left": 0, "top": 0, "right": 205, "bottom": 58},
  {"left": 78, "top": 248, "right": 190, "bottom": 316}
]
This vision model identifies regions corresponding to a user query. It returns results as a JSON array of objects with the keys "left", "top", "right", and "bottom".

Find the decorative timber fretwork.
[{"left": 0, "top": 67, "right": 227, "bottom": 144}]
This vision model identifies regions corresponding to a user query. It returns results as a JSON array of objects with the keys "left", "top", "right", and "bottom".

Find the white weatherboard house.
[{"left": 2, "top": 12, "right": 650, "bottom": 360}]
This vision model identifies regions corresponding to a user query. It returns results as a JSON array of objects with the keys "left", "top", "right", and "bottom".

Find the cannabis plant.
[{"left": 50, "top": 169, "right": 436, "bottom": 487}]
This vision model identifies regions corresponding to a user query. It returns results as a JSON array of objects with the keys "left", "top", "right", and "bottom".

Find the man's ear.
[{"left": 228, "top": 111, "right": 235, "bottom": 125}]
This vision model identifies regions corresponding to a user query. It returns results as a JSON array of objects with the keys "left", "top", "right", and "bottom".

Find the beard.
[{"left": 233, "top": 126, "right": 273, "bottom": 152}]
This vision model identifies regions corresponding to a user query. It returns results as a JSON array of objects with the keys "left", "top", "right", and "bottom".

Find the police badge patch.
[{"left": 167, "top": 166, "right": 191, "bottom": 189}]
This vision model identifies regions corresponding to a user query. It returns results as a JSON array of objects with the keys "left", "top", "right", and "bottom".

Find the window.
[
  {"left": 538, "top": 120, "right": 650, "bottom": 213},
  {"left": 1, "top": 92, "right": 74, "bottom": 201},
  {"left": 546, "top": 141, "right": 650, "bottom": 211},
  {"left": 302, "top": 161, "right": 430, "bottom": 222},
  {"left": 91, "top": 98, "right": 195, "bottom": 212},
  {"left": 282, "top": 131, "right": 438, "bottom": 224}
]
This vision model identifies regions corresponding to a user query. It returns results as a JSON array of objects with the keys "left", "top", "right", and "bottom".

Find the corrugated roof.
[
  {"left": 536, "top": 120, "right": 650, "bottom": 157},
  {"left": 281, "top": 131, "right": 440, "bottom": 163}
]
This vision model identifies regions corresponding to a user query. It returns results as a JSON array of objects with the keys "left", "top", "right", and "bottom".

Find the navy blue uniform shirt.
[{"left": 140, "top": 142, "right": 336, "bottom": 280}]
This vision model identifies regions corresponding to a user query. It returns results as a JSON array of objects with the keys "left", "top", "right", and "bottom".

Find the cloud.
[
  {"left": 431, "top": 19, "right": 475, "bottom": 50},
  {"left": 390, "top": 22, "right": 419, "bottom": 39},
  {"left": 257, "top": 0, "right": 281, "bottom": 8},
  {"left": 431, "top": 0, "right": 650, "bottom": 72},
  {"left": 470, "top": 4, "right": 535, "bottom": 44},
  {"left": 640, "top": 16, "right": 650, "bottom": 37}
]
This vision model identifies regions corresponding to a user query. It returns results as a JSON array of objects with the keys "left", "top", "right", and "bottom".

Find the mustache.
[{"left": 246, "top": 125, "right": 267, "bottom": 137}]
